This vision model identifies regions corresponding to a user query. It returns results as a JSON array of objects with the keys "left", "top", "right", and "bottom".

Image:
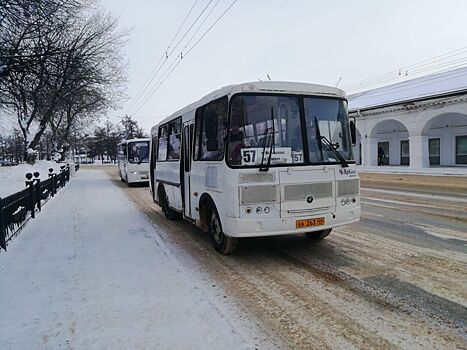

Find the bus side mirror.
[{"left": 350, "top": 119, "right": 356, "bottom": 146}]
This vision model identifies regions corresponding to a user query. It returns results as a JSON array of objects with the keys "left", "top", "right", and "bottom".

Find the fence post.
[
  {"left": 60, "top": 166, "right": 66, "bottom": 187},
  {"left": 25, "top": 173, "right": 35, "bottom": 219},
  {"left": 34, "top": 172, "right": 41, "bottom": 212},
  {"left": 49, "top": 168, "right": 56, "bottom": 196},
  {"left": 0, "top": 197, "right": 5, "bottom": 250}
]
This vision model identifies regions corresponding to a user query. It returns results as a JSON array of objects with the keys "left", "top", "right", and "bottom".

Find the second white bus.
[
  {"left": 117, "top": 138, "right": 150, "bottom": 185},
  {"left": 150, "top": 81, "right": 360, "bottom": 254}
]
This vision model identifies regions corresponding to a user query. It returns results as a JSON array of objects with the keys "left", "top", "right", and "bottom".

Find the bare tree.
[
  {"left": 1, "top": 2, "right": 128, "bottom": 163},
  {"left": 121, "top": 115, "right": 147, "bottom": 139},
  {"left": 0, "top": 0, "right": 81, "bottom": 78}
]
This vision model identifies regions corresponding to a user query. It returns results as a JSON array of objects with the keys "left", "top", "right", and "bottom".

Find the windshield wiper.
[
  {"left": 320, "top": 135, "right": 349, "bottom": 168},
  {"left": 313, "top": 116, "right": 348, "bottom": 167},
  {"left": 259, "top": 107, "right": 275, "bottom": 172}
]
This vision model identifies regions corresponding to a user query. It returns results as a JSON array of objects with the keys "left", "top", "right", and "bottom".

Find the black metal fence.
[{"left": 0, "top": 164, "right": 77, "bottom": 251}]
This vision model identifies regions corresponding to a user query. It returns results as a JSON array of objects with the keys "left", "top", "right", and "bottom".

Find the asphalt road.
[{"left": 104, "top": 166, "right": 467, "bottom": 350}]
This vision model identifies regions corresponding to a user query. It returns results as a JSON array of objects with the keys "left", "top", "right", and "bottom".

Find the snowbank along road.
[{"left": 105, "top": 166, "right": 467, "bottom": 350}]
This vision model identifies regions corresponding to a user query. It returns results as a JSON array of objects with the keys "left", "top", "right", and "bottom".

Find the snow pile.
[
  {"left": 0, "top": 168, "right": 272, "bottom": 349},
  {"left": 0, "top": 161, "right": 65, "bottom": 197}
]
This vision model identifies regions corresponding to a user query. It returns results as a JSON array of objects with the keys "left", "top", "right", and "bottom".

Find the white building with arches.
[{"left": 349, "top": 67, "right": 467, "bottom": 168}]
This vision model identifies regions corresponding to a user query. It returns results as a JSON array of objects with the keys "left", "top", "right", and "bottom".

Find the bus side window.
[
  {"left": 158, "top": 125, "right": 168, "bottom": 161},
  {"left": 195, "top": 97, "right": 227, "bottom": 161},
  {"left": 167, "top": 118, "right": 182, "bottom": 160}
]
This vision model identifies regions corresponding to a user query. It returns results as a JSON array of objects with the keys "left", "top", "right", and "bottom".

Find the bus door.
[
  {"left": 181, "top": 122, "right": 194, "bottom": 217},
  {"left": 118, "top": 144, "right": 127, "bottom": 177}
]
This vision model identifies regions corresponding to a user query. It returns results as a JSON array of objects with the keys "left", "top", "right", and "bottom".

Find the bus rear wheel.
[
  {"left": 158, "top": 186, "right": 180, "bottom": 220},
  {"left": 208, "top": 206, "right": 237, "bottom": 255},
  {"left": 305, "top": 228, "right": 332, "bottom": 241}
]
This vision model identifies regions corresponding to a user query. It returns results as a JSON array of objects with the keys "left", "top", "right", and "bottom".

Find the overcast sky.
[{"left": 99, "top": 0, "right": 467, "bottom": 132}]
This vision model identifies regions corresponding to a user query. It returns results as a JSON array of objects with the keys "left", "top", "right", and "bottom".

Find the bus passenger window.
[
  {"left": 158, "top": 125, "right": 168, "bottom": 161},
  {"left": 168, "top": 119, "right": 181, "bottom": 160},
  {"left": 195, "top": 98, "right": 227, "bottom": 161}
]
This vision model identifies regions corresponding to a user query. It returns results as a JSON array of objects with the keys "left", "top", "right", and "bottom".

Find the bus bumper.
[
  {"left": 223, "top": 206, "right": 361, "bottom": 238},
  {"left": 127, "top": 171, "right": 149, "bottom": 184}
]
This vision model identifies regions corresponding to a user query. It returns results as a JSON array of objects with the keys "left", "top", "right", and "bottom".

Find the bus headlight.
[
  {"left": 264, "top": 206, "right": 270, "bottom": 214},
  {"left": 256, "top": 207, "right": 262, "bottom": 214},
  {"left": 245, "top": 207, "right": 252, "bottom": 214}
]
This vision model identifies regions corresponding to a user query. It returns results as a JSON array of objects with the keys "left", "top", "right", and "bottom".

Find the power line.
[
  {"left": 132, "top": 0, "right": 239, "bottom": 117},
  {"left": 346, "top": 57, "right": 467, "bottom": 93},
  {"left": 125, "top": 0, "right": 201, "bottom": 115},
  {"left": 349, "top": 66, "right": 467, "bottom": 102},
  {"left": 343, "top": 46, "right": 467, "bottom": 89},
  {"left": 131, "top": 0, "right": 223, "bottom": 116},
  {"left": 342, "top": 46, "right": 467, "bottom": 91},
  {"left": 127, "top": 0, "right": 215, "bottom": 117}
]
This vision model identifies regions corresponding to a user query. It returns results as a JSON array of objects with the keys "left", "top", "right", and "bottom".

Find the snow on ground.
[
  {"left": 356, "top": 165, "right": 467, "bottom": 176},
  {"left": 0, "top": 161, "right": 64, "bottom": 198},
  {"left": 0, "top": 168, "right": 273, "bottom": 350}
]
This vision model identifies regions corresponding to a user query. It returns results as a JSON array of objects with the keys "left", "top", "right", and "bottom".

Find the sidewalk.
[
  {"left": 0, "top": 168, "right": 268, "bottom": 350},
  {"left": 356, "top": 165, "right": 467, "bottom": 176}
]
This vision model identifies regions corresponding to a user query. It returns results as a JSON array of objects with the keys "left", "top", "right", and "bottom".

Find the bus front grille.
[
  {"left": 337, "top": 179, "right": 360, "bottom": 196},
  {"left": 284, "top": 182, "right": 332, "bottom": 201},
  {"left": 240, "top": 185, "right": 279, "bottom": 204}
]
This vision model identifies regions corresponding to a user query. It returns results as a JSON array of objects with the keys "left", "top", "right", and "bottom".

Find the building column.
[
  {"left": 409, "top": 135, "right": 429, "bottom": 168},
  {"left": 362, "top": 137, "right": 378, "bottom": 166}
]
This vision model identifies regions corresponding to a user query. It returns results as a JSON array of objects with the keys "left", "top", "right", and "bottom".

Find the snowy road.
[
  {"left": 104, "top": 167, "right": 467, "bottom": 350},
  {"left": 0, "top": 168, "right": 280, "bottom": 350},
  {"left": 1, "top": 167, "right": 466, "bottom": 349}
]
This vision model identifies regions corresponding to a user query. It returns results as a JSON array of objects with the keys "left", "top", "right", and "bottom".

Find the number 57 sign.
[{"left": 240, "top": 148, "right": 294, "bottom": 165}]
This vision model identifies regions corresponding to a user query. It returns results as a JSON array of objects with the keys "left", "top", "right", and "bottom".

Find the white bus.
[
  {"left": 150, "top": 82, "right": 360, "bottom": 254},
  {"left": 117, "top": 138, "right": 150, "bottom": 185}
]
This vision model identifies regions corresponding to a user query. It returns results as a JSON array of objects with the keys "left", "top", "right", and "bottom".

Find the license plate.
[{"left": 296, "top": 217, "right": 325, "bottom": 229}]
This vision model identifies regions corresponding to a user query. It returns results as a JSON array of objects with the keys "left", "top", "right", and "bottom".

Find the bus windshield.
[
  {"left": 128, "top": 141, "right": 149, "bottom": 164},
  {"left": 228, "top": 95, "right": 304, "bottom": 166},
  {"left": 228, "top": 94, "right": 353, "bottom": 167},
  {"left": 303, "top": 97, "right": 354, "bottom": 163}
]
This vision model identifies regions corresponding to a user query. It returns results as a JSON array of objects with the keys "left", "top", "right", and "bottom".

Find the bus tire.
[
  {"left": 208, "top": 205, "right": 237, "bottom": 255},
  {"left": 158, "top": 186, "right": 180, "bottom": 220},
  {"left": 305, "top": 228, "right": 332, "bottom": 240}
]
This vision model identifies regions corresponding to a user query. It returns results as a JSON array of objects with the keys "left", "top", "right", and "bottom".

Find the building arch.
[
  {"left": 369, "top": 119, "right": 410, "bottom": 165},
  {"left": 421, "top": 112, "right": 467, "bottom": 165}
]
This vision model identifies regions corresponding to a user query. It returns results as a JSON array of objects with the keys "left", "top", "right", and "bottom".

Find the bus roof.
[
  {"left": 118, "top": 138, "right": 150, "bottom": 146},
  {"left": 151, "top": 81, "right": 346, "bottom": 134}
]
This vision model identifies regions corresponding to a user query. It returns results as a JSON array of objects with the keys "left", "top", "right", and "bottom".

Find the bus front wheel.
[
  {"left": 305, "top": 228, "right": 332, "bottom": 241},
  {"left": 208, "top": 206, "right": 237, "bottom": 255}
]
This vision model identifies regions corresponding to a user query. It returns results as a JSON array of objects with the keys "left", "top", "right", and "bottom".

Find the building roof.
[{"left": 348, "top": 66, "right": 467, "bottom": 111}]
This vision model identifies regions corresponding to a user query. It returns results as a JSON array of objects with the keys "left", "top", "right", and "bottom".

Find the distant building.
[{"left": 349, "top": 67, "right": 467, "bottom": 167}]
